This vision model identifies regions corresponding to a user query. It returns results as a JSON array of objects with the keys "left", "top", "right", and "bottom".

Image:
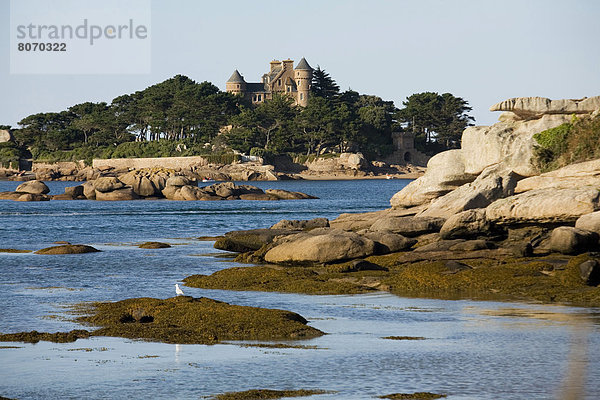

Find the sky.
[{"left": 1, "top": 0, "right": 599, "bottom": 128}]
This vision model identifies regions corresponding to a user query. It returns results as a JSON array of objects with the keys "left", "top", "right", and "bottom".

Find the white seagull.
[{"left": 175, "top": 284, "right": 184, "bottom": 296}]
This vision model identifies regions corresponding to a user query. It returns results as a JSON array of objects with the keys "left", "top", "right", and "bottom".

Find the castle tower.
[
  {"left": 294, "top": 57, "right": 312, "bottom": 107},
  {"left": 226, "top": 70, "right": 246, "bottom": 96}
]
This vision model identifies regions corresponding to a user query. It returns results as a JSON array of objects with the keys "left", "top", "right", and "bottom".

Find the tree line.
[{"left": 2, "top": 68, "right": 475, "bottom": 165}]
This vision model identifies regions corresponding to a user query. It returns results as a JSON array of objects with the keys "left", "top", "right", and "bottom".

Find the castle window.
[
  {"left": 297, "top": 80, "right": 300, "bottom": 86},
  {"left": 237, "top": 84, "right": 240, "bottom": 89},
  {"left": 258, "top": 94, "right": 262, "bottom": 101},
  {"left": 300, "top": 93, "right": 304, "bottom": 100},
  {"left": 278, "top": 79, "right": 281, "bottom": 86}
]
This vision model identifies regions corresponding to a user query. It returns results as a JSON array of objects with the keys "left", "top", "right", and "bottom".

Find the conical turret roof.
[
  {"left": 227, "top": 70, "right": 246, "bottom": 83},
  {"left": 295, "top": 57, "right": 312, "bottom": 71}
]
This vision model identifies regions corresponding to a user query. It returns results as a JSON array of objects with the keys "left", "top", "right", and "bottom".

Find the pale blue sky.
[{"left": 1, "top": 0, "right": 599, "bottom": 127}]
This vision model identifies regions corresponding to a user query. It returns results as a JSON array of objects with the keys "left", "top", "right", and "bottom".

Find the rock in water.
[
  {"left": 16, "top": 180, "right": 50, "bottom": 195},
  {"left": 34, "top": 244, "right": 101, "bottom": 255}
]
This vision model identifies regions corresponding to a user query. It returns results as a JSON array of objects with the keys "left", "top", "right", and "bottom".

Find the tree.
[
  {"left": 311, "top": 67, "right": 340, "bottom": 100},
  {"left": 397, "top": 92, "right": 474, "bottom": 152}
]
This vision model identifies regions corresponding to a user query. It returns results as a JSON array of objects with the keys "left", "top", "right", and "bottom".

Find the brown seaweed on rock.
[{"left": 77, "top": 296, "right": 323, "bottom": 344}]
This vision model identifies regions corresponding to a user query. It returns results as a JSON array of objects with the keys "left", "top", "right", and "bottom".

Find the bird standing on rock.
[{"left": 175, "top": 284, "right": 184, "bottom": 296}]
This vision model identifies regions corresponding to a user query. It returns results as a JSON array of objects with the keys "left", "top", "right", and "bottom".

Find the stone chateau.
[{"left": 226, "top": 58, "right": 313, "bottom": 106}]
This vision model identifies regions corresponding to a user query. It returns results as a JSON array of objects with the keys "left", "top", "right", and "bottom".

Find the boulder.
[
  {"left": 419, "top": 163, "right": 520, "bottom": 218},
  {"left": 370, "top": 216, "right": 445, "bottom": 237},
  {"left": 212, "top": 182, "right": 236, "bottom": 198},
  {"left": 93, "top": 177, "right": 125, "bottom": 193},
  {"left": 15, "top": 180, "right": 50, "bottom": 195},
  {"left": 549, "top": 227, "right": 598, "bottom": 255},
  {"left": 486, "top": 188, "right": 600, "bottom": 224},
  {"left": 138, "top": 242, "right": 171, "bottom": 249},
  {"left": 439, "top": 209, "right": 490, "bottom": 239},
  {"left": 271, "top": 218, "right": 330, "bottom": 230},
  {"left": 264, "top": 230, "right": 376, "bottom": 264},
  {"left": 165, "top": 176, "right": 193, "bottom": 187},
  {"left": 95, "top": 187, "right": 139, "bottom": 201},
  {"left": 578, "top": 259, "right": 600, "bottom": 286},
  {"left": 363, "top": 231, "right": 416, "bottom": 253},
  {"left": 214, "top": 229, "right": 300, "bottom": 253},
  {"left": 82, "top": 181, "right": 96, "bottom": 200},
  {"left": 0, "top": 129, "right": 12, "bottom": 143},
  {"left": 64, "top": 185, "right": 84, "bottom": 198},
  {"left": 119, "top": 172, "right": 158, "bottom": 197},
  {"left": 390, "top": 150, "right": 476, "bottom": 208},
  {"left": 489, "top": 96, "right": 600, "bottom": 118},
  {"left": 239, "top": 193, "right": 276, "bottom": 200},
  {"left": 339, "top": 152, "right": 368, "bottom": 170},
  {"left": 330, "top": 208, "right": 423, "bottom": 231},
  {"left": 575, "top": 211, "right": 600, "bottom": 235}
]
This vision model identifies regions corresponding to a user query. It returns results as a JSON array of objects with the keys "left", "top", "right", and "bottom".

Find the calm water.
[{"left": 1, "top": 179, "right": 599, "bottom": 400}]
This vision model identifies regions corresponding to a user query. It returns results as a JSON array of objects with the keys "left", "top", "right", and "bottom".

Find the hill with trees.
[{"left": 1, "top": 69, "right": 475, "bottom": 167}]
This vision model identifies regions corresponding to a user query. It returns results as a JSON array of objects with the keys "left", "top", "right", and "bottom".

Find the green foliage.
[
  {"left": 0, "top": 142, "right": 24, "bottom": 168},
  {"left": 397, "top": 92, "right": 474, "bottom": 153},
  {"left": 533, "top": 115, "right": 600, "bottom": 172},
  {"left": 311, "top": 66, "right": 340, "bottom": 99}
]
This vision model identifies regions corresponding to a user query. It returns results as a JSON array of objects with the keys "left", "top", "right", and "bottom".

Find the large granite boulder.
[
  {"left": 419, "top": 163, "right": 520, "bottom": 219},
  {"left": 575, "top": 211, "right": 600, "bottom": 235},
  {"left": 370, "top": 216, "right": 445, "bottom": 237},
  {"left": 15, "top": 180, "right": 50, "bottom": 195},
  {"left": 264, "top": 229, "right": 376, "bottom": 264},
  {"left": 93, "top": 177, "right": 125, "bottom": 193},
  {"left": 549, "top": 227, "right": 598, "bottom": 255},
  {"left": 486, "top": 188, "right": 600, "bottom": 224},
  {"left": 265, "top": 189, "right": 317, "bottom": 200},
  {"left": 390, "top": 150, "right": 476, "bottom": 208},
  {"left": 82, "top": 181, "right": 96, "bottom": 200},
  {"left": 439, "top": 209, "right": 490, "bottom": 239}
]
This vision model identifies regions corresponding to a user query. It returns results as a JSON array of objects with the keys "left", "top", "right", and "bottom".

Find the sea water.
[{"left": 0, "top": 179, "right": 599, "bottom": 400}]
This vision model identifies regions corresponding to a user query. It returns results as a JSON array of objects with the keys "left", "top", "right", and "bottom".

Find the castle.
[{"left": 226, "top": 58, "right": 313, "bottom": 106}]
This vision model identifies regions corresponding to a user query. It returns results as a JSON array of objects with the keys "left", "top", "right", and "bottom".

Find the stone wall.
[
  {"left": 92, "top": 156, "right": 212, "bottom": 170},
  {"left": 32, "top": 161, "right": 86, "bottom": 171}
]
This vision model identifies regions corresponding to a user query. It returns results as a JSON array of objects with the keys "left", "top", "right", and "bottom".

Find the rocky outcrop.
[
  {"left": 514, "top": 158, "right": 600, "bottom": 194},
  {"left": 489, "top": 96, "right": 600, "bottom": 118},
  {"left": 0, "top": 180, "right": 51, "bottom": 201},
  {"left": 575, "top": 211, "right": 600, "bottom": 235},
  {"left": 390, "top": 150, "right": 476, "bottom": 208},
  {"left": 418, "top": 163, "right": 520, "bottom": 218}
]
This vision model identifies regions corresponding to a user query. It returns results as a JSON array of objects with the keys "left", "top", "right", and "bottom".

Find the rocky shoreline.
[
  {"left": 0, "top": 152, "right": 425, "bottom": 182},
  {"left": 190, "top": 96, "right": 600, "bottom": 306}
]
